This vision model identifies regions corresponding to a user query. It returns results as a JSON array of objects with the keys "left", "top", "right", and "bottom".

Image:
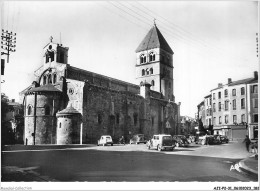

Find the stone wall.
[
  {"left": 82, "top": 83, "right": 144, "bottom": 144},
  {"left": 24, "top": 92, "right": 61, "bottom": 145}
]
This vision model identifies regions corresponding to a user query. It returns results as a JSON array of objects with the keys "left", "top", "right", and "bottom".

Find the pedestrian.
[{"left": 243, "top": 135, "right": 251, "bottom": 152}]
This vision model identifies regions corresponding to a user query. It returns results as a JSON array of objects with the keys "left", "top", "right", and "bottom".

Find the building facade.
[
  {"left": 210, "top": 72, "right": 258, "bottom": 140},
  {"left": 204, "top": 94, "right": 213, "bottom": 134},
  {"left": 247, "top": 79, "right": 258, "bottom": 139},
  {"left": 20, "top": 25, "right": 181, "bottom": 145}
]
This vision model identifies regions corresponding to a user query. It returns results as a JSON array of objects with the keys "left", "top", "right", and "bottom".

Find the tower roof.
[
  {"left": 135, "top": 25, "right": 173, "bottom": 54},
  {"left": 56, "top": 104, "right": 81, "bottom": 117}
]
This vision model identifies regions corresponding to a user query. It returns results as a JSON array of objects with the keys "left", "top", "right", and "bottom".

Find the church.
[{"left": 20, "top": 24, "right": 181, "bottom": 145}]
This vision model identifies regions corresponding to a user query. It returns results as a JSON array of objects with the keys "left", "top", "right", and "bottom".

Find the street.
[{"left": 1, "top": 141, "right": 257, "bottom": 182}]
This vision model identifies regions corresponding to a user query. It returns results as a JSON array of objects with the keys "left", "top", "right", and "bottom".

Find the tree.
[{"left": 1, "top": 93, "right": 15, "bottom": 145}]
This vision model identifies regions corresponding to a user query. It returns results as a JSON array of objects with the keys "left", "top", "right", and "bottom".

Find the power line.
[
  {"left": 99, "top": 2, "right": 150, "bottom": 32},
  {"left": 108, "top": 1, "right": 153, "bottom": 28},
  {"left": 110, "top": 2, "right": 216, "bottom": 59}
]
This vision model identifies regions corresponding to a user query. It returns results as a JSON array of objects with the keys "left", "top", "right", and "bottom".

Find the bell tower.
[
  {"left": 43, "top": 36, "right": 69, "bottom": 65},
  {"left": 135, "top": 24, "right": 174, "bottom": 101}
]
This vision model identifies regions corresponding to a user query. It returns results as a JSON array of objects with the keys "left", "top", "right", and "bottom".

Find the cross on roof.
[
  {"left": 153, "top": 18, "right": 156, "bottom": 26},
  {"left": 50, "top": 36, "right": 53, "bottom": 42}
]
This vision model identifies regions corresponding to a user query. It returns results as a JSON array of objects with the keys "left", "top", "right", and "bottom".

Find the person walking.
[{"left": 243, "top": 135, "right": 251, "bottom": 152}]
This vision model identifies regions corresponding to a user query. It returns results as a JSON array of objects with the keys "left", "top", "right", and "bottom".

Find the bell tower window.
[
  {"left": 140, "top": 54, "right": 146, "bottom": 64},
  {"left": 142, "top": 69, "right": 145, "bottom": 76},
  {"left": 45, "top": 45, "right": 55, "bottom": 63},
  {"left": 149, "top": 52, "right": 155, "bottom": 62},
  {"left": 150, "top": 68, "right": 153, "bottom": 74},
  {"left": 146, "top": 68, "right": 149, "bottom": 75}
]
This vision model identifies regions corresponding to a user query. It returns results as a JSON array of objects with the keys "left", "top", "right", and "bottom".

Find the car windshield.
[
  {"left": 163, "top": 136, "right": 172, "bottom": 140},
  {"left": 106, "top": 137, "right": 111, "bottom": 139}
]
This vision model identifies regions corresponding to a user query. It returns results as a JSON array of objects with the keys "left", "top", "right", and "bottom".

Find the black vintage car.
[
  {"left": 172, "top": 135, "right": 190, "bottom": 147},
  {"left": 219, "top": 135, "right": 229, "bottom": 143}
]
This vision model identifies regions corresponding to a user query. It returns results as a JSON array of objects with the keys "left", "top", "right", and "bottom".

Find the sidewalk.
[{"left": 239, "top": 154, "right": 258, "bottom": 178}]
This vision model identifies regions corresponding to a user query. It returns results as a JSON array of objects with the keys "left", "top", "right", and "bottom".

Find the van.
[{"left": 147, "top": 134, "right": 175, "bottom": 151}]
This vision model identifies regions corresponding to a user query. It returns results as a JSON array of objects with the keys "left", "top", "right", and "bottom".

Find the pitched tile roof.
[
  {"left": 26, "top": 84, "right": 62, "bottom": 94},
  {"left": 56, "top": 105, "right": 81, "bottom": 116},
  {"left": 135, "top": 25, "right": 173, "bottom": 54},
  {"left": 211, "top": 77, "right": 257, "bottom": 91},
  {"left": 228, "top": 78, "right": 255, "bottom": 86}
]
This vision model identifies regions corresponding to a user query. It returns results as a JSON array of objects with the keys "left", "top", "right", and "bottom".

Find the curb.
[{"left": 239, "top": 158, "right": 258, "bottom": 177}]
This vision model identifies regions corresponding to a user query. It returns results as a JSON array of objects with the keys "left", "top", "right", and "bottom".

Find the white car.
[
  {"left": 147, "top": 134, "right": 175, "bottom": 151},
  {"left": 97, "top": 135, "right": 113, "bottom": 146}
]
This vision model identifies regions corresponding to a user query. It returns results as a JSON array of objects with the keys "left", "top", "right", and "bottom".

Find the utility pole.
[{"left": 1, "top": 29, "right": 17, "bottom": 63}]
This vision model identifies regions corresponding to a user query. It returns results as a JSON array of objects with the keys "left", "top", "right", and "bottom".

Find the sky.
[{"left": 1, "top": 1, "right": 259, "bottom": 118}]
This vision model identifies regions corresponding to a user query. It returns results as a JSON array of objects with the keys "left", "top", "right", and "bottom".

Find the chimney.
[
  {"left": 254, "top": 71, "right": 258, "bottom": 80},
  {"left": 218, "top": 83, "right": 223, "bottom": 88},
  {"left": 228, "top": 78, "right": 232, "bottom": 84}
]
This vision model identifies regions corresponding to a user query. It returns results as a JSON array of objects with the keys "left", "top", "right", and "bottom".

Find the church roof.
[
  {"left": 26, "top": 84, "right": 62, "bottom": 94},
  {"left": 135, "top": 25, "right": 173, "bottom": 54},
  {"left": 56, "top": 105, "right": 81, "bottom": 116}
]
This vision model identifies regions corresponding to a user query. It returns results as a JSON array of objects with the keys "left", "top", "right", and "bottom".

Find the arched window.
[
  {"left": 27, "top": 105, "right": 32, "bottom": 115},
  {"left": 48, "top": 74, "right": 52, "bottom": 84},
  {"left": 45, "top": 105, "right": 51, "bottom": 115},
  {"left": 146, "top": 68, "right": 149, "bottom": 75},
  {"left": 149, "top": 52, "right": 155, "bottom": 62},
  {"left": 43, "top": 76, "right": 47, "bottom": 85},
  {"left": 142, "top": 69, "right": 145, "bottom": 76},
  {"left": 140, "top": 54, "right": 146, "bottom": 64},
  {"left": 53, "top": 73, "right": 57, "bottom": 84},
  {"left": 150, "top": 68, "right": 153, "bottom": 74},
  {"left": 151, "top": 80, "right": 155, "bottom": 86}
]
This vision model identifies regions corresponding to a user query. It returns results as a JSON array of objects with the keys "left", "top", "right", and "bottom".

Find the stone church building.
[{"left": 20, "top": 24, "right": 181, "bottom": 145}]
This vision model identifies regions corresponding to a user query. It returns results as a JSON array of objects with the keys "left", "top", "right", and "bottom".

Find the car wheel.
[
  {"left": 170, "top": 148, "right": 174, "bottom": 151},
  {"left": 111, "top": 143, "right": 113, "bottom": 146},
  {"left": 157, "top": 145, "right": 162, "bottom": 151}
]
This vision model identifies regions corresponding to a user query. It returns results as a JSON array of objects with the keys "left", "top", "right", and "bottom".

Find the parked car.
[
  {"left": 147, "top": 134, "right": 175, "bottom": 151},
  {"left": 206, "top": 135, "right": 218, "bottom": 145},
  {"left": 219, "top": 135, "right": 229, "bottom": 143},
  {"left": 97, "top": 135, "right": 113, "bottom": 146},
  {"left": 129, "top": 134, "right": 147, "bottom": 144},
  {"left": 195, "top": 132, "right": 206, "bottom": 144},
  {"left": 172, "top": 135, "right": 190, "bottom": 147}
]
